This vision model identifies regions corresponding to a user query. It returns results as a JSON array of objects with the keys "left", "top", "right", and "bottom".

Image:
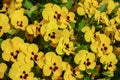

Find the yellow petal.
[
  {"left": 56, "top": 37, "right": 64, "bottom": 55},
  {"left": 43, "top": 65, "right": 52, "bottom": 76},
  {"left": 28, "top": 44, "right": 38, "bottom": 53},
  {"left": 0, "top": 13, "right": 9, "bottom": 23},
  {"left": 77, "top": 7, "right": 85, "bottom": 16}
]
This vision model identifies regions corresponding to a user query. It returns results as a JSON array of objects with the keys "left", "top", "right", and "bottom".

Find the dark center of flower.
[
  {"left": 104, "top": 47, "right": 108, "bottom": 51},
  {"left": 66, "top": 16, "right": 70, "bottom": 21},
  {"left": 53, "top": 66, "right": 58, "bottom": 72},
  {"left": 86, "top": 61, "right": 91, "bottom": 66},
  {"left": 34, "top": 55, "right": 38, "bottom": 61},
  {"left": 30, "top": 52, "right": 38, "bottom": 61},
  {"left": 57, "top": 14, "right": 61, "bottom": 20},
  {"left": 64, "top": 43, "right": 69, "bottom": 49},
  {"left": 53, "top": 62, "right": 56, "bottom": 66},
  {"left": 48, "top": 32, "right": 56, "bottom": 39},
  {"left": 17, "top": 21, "right": 23, "bottom": 27},
  {"left": 36, "top": 27, "right": 40, "bottom": 32},
  {"left": 108, "top": 62, "right": 112, "bottom": 67},
  {"left": 31, "top": 52, "right": 34, "bottom": 55},
  {"left": 73, "top": 70, "right": 76, "bottom": 76},
  {"left": 84, "top": 58, "right": 91, "bottom": 66},
  {"left": 10, "top": 50, "right": 20, "bottom": 60},
  {"left": 0, "top": 26, "right": 2, "bottom": 29},
  {"left": 20, "top": 71, "right": 28, "bottom": 79},
  {"left": 16, "top": 50, "right": 19, "bottom": 54},
  {"left": 13, "top": 55, "right": 17, "bottom": 59},
  {"left": 10, "top": 52, "right": 14, "bottom": 56},
  {"left": 49, "top": 66, "right": 52, "bottom": 70}
]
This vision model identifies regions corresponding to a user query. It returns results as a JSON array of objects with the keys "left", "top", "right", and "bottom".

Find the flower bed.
[{"left": 0, "top": 0, "right": 120, "bottom": 80}]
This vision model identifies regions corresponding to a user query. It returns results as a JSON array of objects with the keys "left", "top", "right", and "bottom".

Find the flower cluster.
[{"left": 0, "top": 0, "right": 120, "bottom": 80}]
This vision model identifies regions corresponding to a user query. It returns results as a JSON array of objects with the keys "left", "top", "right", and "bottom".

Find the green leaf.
[
  {"left": 39, "top": 5, "right": 45, "bottom": 13},
  {"left": 0, "top": 38, "right": 3, "bottom": 46},
  {"left": 80, "top": 44, "right": 88, "bottom": 50},
  {"left": 75, "top": 47, "right": 81, "bottom": 52},
  {"left": 69, "top": 22, "right": 75, "bottom": 29},
  {"left": 111, "top": 4, "right": 120, "bottom": 14},
  {"left": 25, "top": 10, "right": 32, "bottom": 18},
  {"left": 86, "top": 69, "right": 97, "bottom": 74},
  {"left": 84, "top": 76, "right": 90, "bottom": 80},
  {"left": 98, "top": 3, "right": 108, "bottom": 12},
  {"left": 78, "top": 19, "right": 86, "bottom": 32},
  {"left": 16, "top": 30, "right": 25, "bottom": 40},
  {"left": 23, "top": 0, "right": 34, "bottom": 9},
  {"left": 8, "top": 28, "right": 17, "bottom": 35}
]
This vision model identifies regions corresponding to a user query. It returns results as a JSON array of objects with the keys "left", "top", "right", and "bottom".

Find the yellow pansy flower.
[
  {"left": 74, "top": 50, "right": 96, "bottom": 71},
  {"left": 44, "top": 29, "right": 61, "bottom": 44},
  {"left": 42, "top": 3, "right": 75, "bottom": 29},
  {"left": 40, "top": 21, "right": 58, "bottom": 36},
  {"left": 42, "top": 3, "right": 61, "bottom": 21},
  {"left": 27, "top": 21, "right": 42, "bottom": 37},
  {"left": 9, "top": 62, "right": 38, "bottom": 80},
  {"left": 100, "top": 53, "right": 118, "bottom": 72},
  {"left": 90, "top": 34, "right": 113, "bottom": 57},
  {"left": 56, "top": 37, "right": 74, "bottom": 55},
  {"left": 22, "top": 43, "right": 45, "bottom": 68},
  {"left": 95, "top": 10, "right": 109, "bottom": 25},
  {"left": 64, "top": 64, "right": 84, "bottom": 80},
  {"left": 43, "top": 52, "right": 63, "bottom": 80},
  {"left": 63, "top": 64, "right": 76, "bottom": 80},
  {"left": 10, "top": 8, "right": 28, "bottom": 30},
  {"left": 77, "top": 0, "right": 98, "bottom": 18},
  {"left": 61, "top": 7, "right": 76, "bottom": 23},
  {"left": 0, "top": 13, "right": 10, "bottom": 36},
  {"left": 0, "top": 63, "right": 7, "bottom": 79},
  {"left": 1, "top": 37, "right": 25, "bottom": 62}
]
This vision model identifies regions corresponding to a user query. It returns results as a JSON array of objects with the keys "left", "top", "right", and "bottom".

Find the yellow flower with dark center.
[
  {"left": 77, "top": 0, "right": 98, "bottom": 18},
  {"left": 0, "top": 13, "right": 10, "bottom": 36},
  {"left": 22, "top": 43, "right": 45, "bottom": 68},
  {"left": 42, "top": 3, "right": 75, "bottom": 29},
  {"left": 56, "top": 37, "right": 74, "bottom": 55},
  {"left": 61, "top": 7, "right": 76, "bottom": 23},
  {"left": 27, "top": 21, "right": 42, "bottom": 37},
  {"left": 1, "top": 37, "right": 25, "bottom": 62},
  {"left": 63, "top": 64, "right": 76, "bottom": 80},
  {"left": 100, "top": 53, "right": 118, "bottom": 72},
  {"left": 90, "top": 34, "right": 113, "bottom": 57},
  {"left": 40, "top": 21, "right": 58, "bottom": 37},
  {"left": 44, "top": 29, "right": 61, "bottom": 44},
  {"left": 64, "top": 64, "right": 84, "bottom": 80},
  {"left": 0, "top": 63, "right": 7, "bottom": 79},
  {"left": 9, "top": 62, "right": 38, "bottom": 80},
  {"left": 42, "top": 3, "right": 61, "bottom": 21},
  {"left": 10, "top": 8, "right": 28, "bottom": 30},
  {"left": 74, "top": 50, "right": 96, "bottom": 71},
  {"left": 95, "top": 10, "right": 109, "bottom": 25},
  {"left": 43, "top": 52, "right": 63, "bottom": 80}
]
